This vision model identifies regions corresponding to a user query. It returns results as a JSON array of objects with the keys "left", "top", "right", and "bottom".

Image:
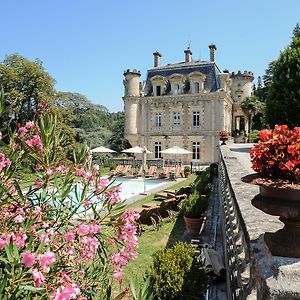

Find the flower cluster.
[
  {"left": 0, "top": 113, "right": 140, "bottom": 299},
  {"left": 219, "top": 130, "right": 229, "bottom": 138},
  {"left": 250, "top": 125, "right": 300, "bottom": 182}
]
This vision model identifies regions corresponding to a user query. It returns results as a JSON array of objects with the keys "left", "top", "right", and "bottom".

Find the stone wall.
[{"left": 220, "top": 145, "right": 300, "bottom": 300}]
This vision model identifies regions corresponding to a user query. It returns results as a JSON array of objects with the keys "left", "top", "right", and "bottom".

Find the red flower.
[{"left": 251, "top": 125, "right": 300, "bottom": 182}]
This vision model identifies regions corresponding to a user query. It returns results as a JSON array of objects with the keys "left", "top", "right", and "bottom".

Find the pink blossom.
[
  {"left": 0, "top": 238, "right": 7, "bottom": 249},
  {"left": 25, "top": 121, "right": 35, "bottom": 130},
  {"left": 113, "top": 269, "right": 123, "bottom": 282},
  {"left": 15, "top": 233, "right": 27, "bottom": 248},
  {"left": 46, "top": 168, "right": 53, "bottom": 176},
  {"left": 25, "top": 135, "right": 43, "bottom": 151},
  {"left": 21, "top": 250, "right": 35, "bottom": 267},
  {"left": 65, "top": 232, "right": 76, "bottom": 242},
  {"left": 14, "top": 214, "right": 24, "bottom": 224},
  {"left": 77, "top": 224, "right": 89, "bottom": 236},
  {"left": 32, "top": 268, "right": 45, "bottom": 288},
  {"left": 39, "top": 251, "right": 56, "bottom": 270},
  {"left": 53, "top": 283, "right": 81, "bottom": 300}
]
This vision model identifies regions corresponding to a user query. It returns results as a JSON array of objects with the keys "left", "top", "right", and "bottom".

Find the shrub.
[
  {"left": 180, "top": 192, "right": 208, "bottom": 218},
  {"left": 250, "top": 129, "right": 259, "bottom": 143},
  {"left": 183, "top": 166, "right": 191, "bottom": 173},
  {"left": 148, "top": 242, "right": 208, "bottom": 299}
]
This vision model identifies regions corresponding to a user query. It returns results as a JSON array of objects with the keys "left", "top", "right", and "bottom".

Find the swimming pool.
[{"left": 114, "top": 178, "right": 168, "bottom": 200}]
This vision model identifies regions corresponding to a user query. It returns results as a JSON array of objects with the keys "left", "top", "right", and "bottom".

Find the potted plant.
[
  {"left": 242, "top": 125, "right": 300, "bottom": 257},
  {"left": 181, "top": 192, "right": 209, "bottom": 235},
  {"left": 183, "top": 166, "right": 191, "bottom": 177},
  {"left": 219, "top": 130, "right": 229, "bottom": 145}
]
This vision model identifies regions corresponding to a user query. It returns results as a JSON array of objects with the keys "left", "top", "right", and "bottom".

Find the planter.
[
  {"left": 184, "top": 171, "right": 190, "bottom": 178},
  {"left": 220, "top": 137, "right": 228, "bottom": 145},
  {"left": 184, "top": 216, "right": 206, "bottom": 236},
  {"left": 251, "top": 184, "right": 300, "bottom": 257}
]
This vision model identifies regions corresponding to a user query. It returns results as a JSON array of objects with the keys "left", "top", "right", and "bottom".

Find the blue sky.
[{"left": 1, "top": 0, "right": 299, "bottom": 112}]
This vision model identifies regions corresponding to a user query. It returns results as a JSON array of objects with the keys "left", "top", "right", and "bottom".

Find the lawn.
[{"left": 121, "top": 175, "right": 197, "bottom": 286}]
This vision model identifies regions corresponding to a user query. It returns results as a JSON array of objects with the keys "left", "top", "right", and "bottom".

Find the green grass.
[
  {"left": 120, "top": 175, "right": 197, "bottom": 287},
  {"left": 126, "top": 175, "right": 196, "bottom": 209},
  {"left": 122, "top": 214, "right": 186, "bottom": 286}
]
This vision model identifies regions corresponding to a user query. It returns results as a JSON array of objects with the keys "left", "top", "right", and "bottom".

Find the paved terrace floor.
[{"left": 225, "top": 143, "right": 254, "bottom": 174}]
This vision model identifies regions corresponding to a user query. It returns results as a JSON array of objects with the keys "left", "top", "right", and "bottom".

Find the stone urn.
[
  {"left": 251, "top": 183, "right": 300, "bottom": 257},
  {"left": 184, "top": 216, "right": 206, "bottom": 236},
  {"left": 220, "top": 137, "right": 228, "bottom": 145}
]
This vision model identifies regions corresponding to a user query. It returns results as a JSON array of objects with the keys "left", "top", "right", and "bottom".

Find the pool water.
[{"left": 114, "top": 178, "right": 167, "bottom": 200}]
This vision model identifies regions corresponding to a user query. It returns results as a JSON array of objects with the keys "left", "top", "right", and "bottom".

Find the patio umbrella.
[
  {"left": 91, "top": 146, "right": 116, "bottom": 153},
  {"left": 121, "top": 145, "right": 152, "bottom": 154},
  {"left": 160, "top": 146, "right": 192, "bottom": 154}
]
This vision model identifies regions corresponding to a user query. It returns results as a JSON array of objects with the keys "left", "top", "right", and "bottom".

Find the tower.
[{"left": 123, "top": 69, "right": 141, "bottom": 145}]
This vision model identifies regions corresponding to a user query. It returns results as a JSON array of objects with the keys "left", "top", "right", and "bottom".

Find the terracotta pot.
[
  {"left": 252, "top": 185, "right": 300, "bottom": 257},
  {"left": 184, "top": 216, "right": 206, "bottom": 235},
  {"left": 184, "top": 171, "right": 190, "bottom": 178}
]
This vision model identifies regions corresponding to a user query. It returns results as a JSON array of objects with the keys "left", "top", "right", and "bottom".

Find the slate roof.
[{"left": 144, "top": 60, "right": 222, "bottom": 96}]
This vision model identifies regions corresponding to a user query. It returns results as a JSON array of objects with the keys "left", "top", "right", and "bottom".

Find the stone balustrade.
[{"left": 219, "top": 145, "right": 300, "bottom": 300}]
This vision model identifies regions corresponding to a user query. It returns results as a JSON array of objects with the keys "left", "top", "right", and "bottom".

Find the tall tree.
[
  {"left": 107, "top": 113, "right": 131, "bottom": 153},
  {"left": 265, "top": 25, "right": 300, "bottom": 127},
  {"left": 0, "top": 54, "right": 56, "bottom": 123}
]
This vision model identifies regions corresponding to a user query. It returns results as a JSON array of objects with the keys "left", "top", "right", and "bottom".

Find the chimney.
[
  {"left": 184, "top": 47, "right": 192, "bottom": 62},
  {"left": 209, "top": 43, "right": 217, "bottom": 62},
  {"left": 153, "top": 51, "right": 162, "bottom": 67}
]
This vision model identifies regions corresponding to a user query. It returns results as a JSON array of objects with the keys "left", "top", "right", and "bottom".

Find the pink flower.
[
  {"left": 14, "top": 214, "right": 24, "bottom": 224},
  {"left": 113, "top": 269, "right": 123, "bottom": 282},
  {"left": 0, "top": 238, "right": 7, "bottom": 249},
  {"left": 77, "top": 224, "right": 89, "bottom": 236},
  {"left": 53, "top": 283, "right": 81, "bottom": 300},
  {"left": 32, "top": 268, "right": 45, "bottom": 288},
  {"left": 65, "top": 232, "right": 76, "bottom": 242},
  {"left": 39, "top": 251, "right": 56, "bottom": 271},
  {"left": 21, "top": 250, "right": 35, "bottom": 267}
]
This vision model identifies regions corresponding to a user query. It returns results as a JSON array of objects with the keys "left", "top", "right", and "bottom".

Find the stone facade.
[{"left": 123, "top": 45, "right": 254, "bottom": 164}]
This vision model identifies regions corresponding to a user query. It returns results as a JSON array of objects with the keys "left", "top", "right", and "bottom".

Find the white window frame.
[
  {"left": 154, "top": 142, "right": 162, "bottom": 159},
  {"left": 173, "top": 112, "right": 180, "bottom": 126},
  {"left": 155, "top": 113, "right": 162, "bottom": 127},
  {"left": 193, "top": 111, "right": 200, "bottom": 127},
  {"left": 174, "top": 84, "right": 180, "bottom": 95},
  {"left": 192, "top": 142, "right": 200, "bottom": 160},
  {"left": 194, "top": 82, "right": 200, "bottom": 93}
]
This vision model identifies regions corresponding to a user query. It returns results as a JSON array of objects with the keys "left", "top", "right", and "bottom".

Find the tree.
[
  {"left": 265, "top": 25, "right": 300, "bottom": 127},
  {"left": 241, "top": 95, "right": 265, "bottom": 135},
  {"left": 108, "top": 113, "right": 131, "bottom": 153},
  {"left": 0, "top": 54, "right": 56, "bottom": 124}
]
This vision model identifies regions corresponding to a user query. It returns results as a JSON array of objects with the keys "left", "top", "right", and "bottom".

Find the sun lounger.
[
  {"left": 114, "top": 164, "right": 124, "bottom": 175},
  {"left": 175, "top": 165, "right": 182, "bottom": 177},
  {"left": 145, "top": 165, "right": 157, "bottom": 177},
  {"left": 122, "top": 164, "right": 132, "bottom": 175}
]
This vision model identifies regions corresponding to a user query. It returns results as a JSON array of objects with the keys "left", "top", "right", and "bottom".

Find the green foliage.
[
  {"left": 130, "top": 276, "right": 154, "bottom": 300},
  {"left": 265, "top": 24, "right": 300, "bottom": 127},
  {"left": 183, "top": 166, "right": 191, "bottom": 173},
  {"left": 148, "top": 242, "right": 208, "bottom": 299},
  {"left": 180, "top": 192, "right": 208, "bottom": 218},
  {"left": 107, "top": 113, "right": 131, "bottom": 153},
  {"left": 250, "top": 129, "right": 260, "bottom": 143},
  {"left": 0, "top": 54, "right": 56, "bottom": 125},
  {"left": 191, "top": 166, "right": 214, "bottom": 195}
]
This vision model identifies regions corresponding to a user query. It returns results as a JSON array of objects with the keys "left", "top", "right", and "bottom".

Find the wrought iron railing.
[{"left": 219, "top": 154, "right": 253, "bottom": 299}]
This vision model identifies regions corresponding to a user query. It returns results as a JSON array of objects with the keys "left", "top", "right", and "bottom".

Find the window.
[
  {"left": 173, "top": 112, "right": 180, "bottom": 126},
  {"left": 193, "top": 111, "right": 200, "bottom": 127},
  {"left": 192, "top": 142, "right": 200, "bottom": 160},
  {"left": 154, "top": 142, "right": 162, "bottom": 158},
  {"left": 194, "top": 82, "right": 200, "bottom": 93},
  {"left": 174, "top": 84, "right": 180, "bottom": 95},
  {"left": 156, "top": 86, "right": 161, "bottom": 96},
  {"left": 155, "top": 113, "right": 162, "bottom": 127}
]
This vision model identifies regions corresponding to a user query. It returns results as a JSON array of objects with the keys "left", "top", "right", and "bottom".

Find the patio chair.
[
  {"left": 122, "top": 164, "right": 132, "bottom": 176},
  {"left": 175, "top": 165, "right": 182, "bottom": 177},
  {"left": 145, "top": 165, "right": 157, "bottom": 177},
  {"left": 113, "top": 164, "right": 124, "bottom": 175}
]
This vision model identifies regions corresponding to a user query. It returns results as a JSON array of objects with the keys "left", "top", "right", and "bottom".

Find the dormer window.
[
  {"left": 169, "top": 73, "right": 185, "bottom": 95},
  {"left": 150, "top": 75, "right": 167, "bottom": 97},
  {"left": 188, "top": 71, "right": 206, "bottom": 94}
]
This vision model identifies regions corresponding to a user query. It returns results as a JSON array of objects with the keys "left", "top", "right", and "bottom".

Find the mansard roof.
[{"left": 144, "top": 60, "right": 221, "bottom": 96}]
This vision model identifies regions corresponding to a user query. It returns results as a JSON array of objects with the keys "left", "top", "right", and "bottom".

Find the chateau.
[{"left": 123, "top": 45, "right": 254, "bottom": 164}]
